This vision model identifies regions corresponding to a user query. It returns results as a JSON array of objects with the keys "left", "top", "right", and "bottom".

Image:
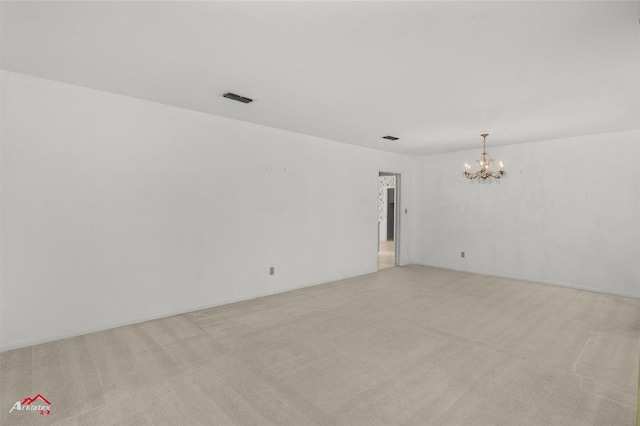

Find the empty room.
[{"left": 1, "top": 1, "right": 639, "bottom": 425}]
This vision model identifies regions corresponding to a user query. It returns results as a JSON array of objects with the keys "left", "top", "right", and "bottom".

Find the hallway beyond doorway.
[{"left": 378, "top": 240, "right": 395, "bottom": 270}]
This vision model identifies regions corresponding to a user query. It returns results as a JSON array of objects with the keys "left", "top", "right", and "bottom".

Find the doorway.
[{"left": 378, "top": 172, "right": 400, "bottom": 270}]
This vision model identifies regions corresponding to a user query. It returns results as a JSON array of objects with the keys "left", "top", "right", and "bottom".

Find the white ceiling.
[{"left": 2, "top": 1, "right": 639, "bottom": 156}]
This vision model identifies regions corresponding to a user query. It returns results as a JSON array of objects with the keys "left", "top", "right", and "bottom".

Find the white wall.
[
  {"left": 0, "top": 71, "right": 413, "bottom": 351},
  {"left": 412, "top": 129, "right": 640, "bottom": 298}
]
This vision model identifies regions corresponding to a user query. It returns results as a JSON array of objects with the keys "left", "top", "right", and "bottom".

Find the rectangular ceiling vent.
[
  {"left": 223, "top": 92, "right": 253, "bottom": 104},
  {"left": 382, "top": 135, "right": 399, "bottom": 141}
]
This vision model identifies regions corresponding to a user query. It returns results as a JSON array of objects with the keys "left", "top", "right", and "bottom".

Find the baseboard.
[
  {"left": 0, "top": 270, "right": 373, "bottom": 353},
  {"left": 415, "top": 263, "right": 640, "bottom": 300},
  {"left": 6, "top": 263, "right": 632, "bottom": 353}
]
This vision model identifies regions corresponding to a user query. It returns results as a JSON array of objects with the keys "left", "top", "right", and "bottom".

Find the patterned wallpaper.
[{"left": 378, "top": 176, "right": 396, "bottom": 221}]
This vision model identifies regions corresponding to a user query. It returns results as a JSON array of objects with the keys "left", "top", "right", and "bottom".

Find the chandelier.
[{"left": 463, "top": 133, "right": 505, "bottom": 181}]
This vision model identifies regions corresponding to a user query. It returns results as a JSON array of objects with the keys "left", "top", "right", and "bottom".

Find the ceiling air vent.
[
  {"left": 223, "top": 92, "right": 253, "bottom": 104},
  {"left": 382, "top": 135, "right": 399, "bottom": 141}
]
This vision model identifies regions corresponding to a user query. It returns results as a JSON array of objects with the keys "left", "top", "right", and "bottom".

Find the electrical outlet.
[
  {"left": 269, "top": 266, "right": 275, "bottom": 275},
  {"left": 461, "top": 251, "right": 465, "bottom": 258}
]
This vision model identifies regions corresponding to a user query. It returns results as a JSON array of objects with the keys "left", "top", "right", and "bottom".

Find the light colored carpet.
[{"left": 1, "top": 265, "right": 639, "bottom": 425}]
